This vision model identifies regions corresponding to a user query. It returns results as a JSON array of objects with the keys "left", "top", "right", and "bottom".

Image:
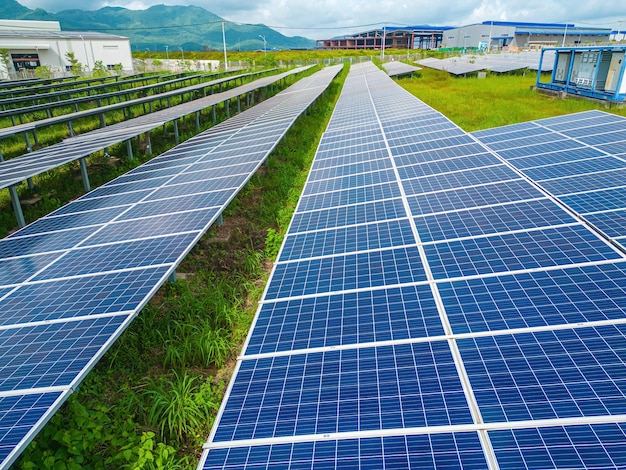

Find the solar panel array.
[
  {"left": 382, "top": 62, "right": 421, "bottom": 77},
  {"left": 0, "top": 64, "right": 342, "bottom": 470},
  {"left": 472, "top": 110, "right": 626, "bottom": 251},
  {"left": 199, "top": 62, "right": 626, "bottom": 469},
  {"left": 0, "top": 67, "right": 310, "bottom": 191},
  {"left": 417, "top": 50, "right": 555, "bottom": 75}
]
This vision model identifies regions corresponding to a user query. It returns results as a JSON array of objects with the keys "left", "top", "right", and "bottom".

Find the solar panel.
[
  {"left": 472, "top": 110, "right": 626, "bottom": 248},
  {"left": 200, "top": 62, "right": 626, "bottom": 470},
  {"left": 0, "top": 64, "right": 343, "bottom": 470},
  {"left": 0, "top": 67, "right": 313, "bottom": 227}
]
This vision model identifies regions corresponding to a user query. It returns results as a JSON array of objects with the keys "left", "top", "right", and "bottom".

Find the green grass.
[{"left": 398, "top": 67, "right": 626, "bottom": 131}]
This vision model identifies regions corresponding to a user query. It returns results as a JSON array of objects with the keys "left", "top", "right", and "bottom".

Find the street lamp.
[{"left": 258, "top": 34, "right": 267, "bottom": 55}]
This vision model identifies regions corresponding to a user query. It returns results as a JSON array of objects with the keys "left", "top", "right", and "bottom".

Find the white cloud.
[{"left": 17, "top": 0, "right": 626, "bottom": 38}]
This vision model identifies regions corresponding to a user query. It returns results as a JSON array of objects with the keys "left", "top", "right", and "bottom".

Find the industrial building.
[
  {"left": 536, "top": 45, "right": 626, "bottom": 103},
  {"left": 316, "top": 25, "right": 453, "bottom": 50},
  {"left": 317, "top": 21, "right": 612, "bottom": 52},
  {"left": 0, "top": 20, "right": 133, "bottom": 79}
]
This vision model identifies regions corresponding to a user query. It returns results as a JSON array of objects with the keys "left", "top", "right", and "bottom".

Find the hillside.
[{"left": 0, "top": 0, "right": 315, "bottom": 51}]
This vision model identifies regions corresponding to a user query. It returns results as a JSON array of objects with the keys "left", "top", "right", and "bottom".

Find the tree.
[
  {"left": 33, "top": 65, "right": 53, "bottom": 79},
  {"left": 113, "top": 63, "right": 124, "bottom": 76},
  {"left": 65, "top": 51, "right": 83, "bottom": 76},
  {"left": 0, "top": 48, "right": 11, "bottom": 77},
  {"left": 92, "top": 60, "right": 109, "bottom": 78}
]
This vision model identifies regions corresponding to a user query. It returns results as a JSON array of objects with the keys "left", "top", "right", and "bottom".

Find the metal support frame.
[
  {"left": 226, "top": 100, "right": 230, "bottom": 118},
  {"left": 195, "top": 111, "right": 201, "bottom": 131},
  {"left": 217, "top": 213, "right": 224, "bottom": 225},
  {"left": 174, "top": 120, "right": 180, "bottom": 144},
  {"left": 79, "top": 158, "right": 90, "bottom": 191},
  {"left": 212, "top": 105, "right": 217, "bottom": 123},
  {"left": 168, "top": 270, "right": 177, "bottom": 282},
  {"left": 145, "top": 132, "right": 152, "bottom": 156},
  {"left": 126, "top": 140, "right": 134, "bottom": 160},
  {"left": 237, "top": 95, "right": 241, "bottom": 113},
  {"left": 8, "top": 185, "right": 25, "bottom": 228},
  {"left": 23, "top": 132, "right": 32, "bottom": 152}
]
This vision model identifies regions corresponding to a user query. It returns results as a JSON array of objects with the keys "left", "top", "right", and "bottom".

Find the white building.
[
  {"left": 443, "top": 21, "right": 612, "bottom": 52},
  {"left": 0, "top": 20, "right": 133, "bottom": 79}
]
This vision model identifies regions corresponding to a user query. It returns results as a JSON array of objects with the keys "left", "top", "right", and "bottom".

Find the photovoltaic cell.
[
  {"left": 246, "top": 284, "right": 445, "bottom": 354},
  {"left": 280, "top": 219, "right": 415, "bottom": 260},
  {"left": 266, "top": 246, "right": 427, "bottom": 300},
  {"left": 490, "top": 424, "right": 626, "bottom": 470},
  {"left": 414, "top": 199, "right": 576, "bottom": 242},
  {"left": 0, "top": 266, "right": 169, "bottom": 326},
  {"left": 426, "top": 225, "right": 620, "bottom": 279},
  {"left": 406, "top": 180, "right": 544, "bottom": 216},
  {"left": 288, "top": 198, "right": 407, "bottom": 234},
  {"left": 0, "top": 315, "right": 129, "bottom": 392},
  {"left": 203, "top": 432, "right": 488, "bottom": 470},
  {"left": 438, "top": 262, "right": 626, "bottom": 334},
  {"left": 458, "top": 324, "right": 626, "bottom": 422},
  {"left": 214, "top": 342, "right": 473, "bottom": 442},
  {"left": 0, "top": 392, "right": 65, "bottom": 465}
]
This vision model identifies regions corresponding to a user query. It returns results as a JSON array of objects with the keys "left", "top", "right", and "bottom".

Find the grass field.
[{"left": 9, "top": 57, "right": 626, "bottom": 469}]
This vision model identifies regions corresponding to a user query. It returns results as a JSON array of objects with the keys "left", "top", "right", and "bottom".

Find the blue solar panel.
[
  {"left": 438, "top": 262, "right": 626, "bottom": 334},
  {"left": 393, "top": 143, "right": 488, "bottom": 164},
  {"left": 402, "top": 165, "right": 520, "bottom": 195},
  {"left": 495, "top": 139, "right": 583, "bottom": 159},
  {"left": 202, "top": 432, "right": 488, "bottom": 470},
  {"left": 524, "top": 157, "right": 626, "bottom": 181},
  {"left": 51, "top": 190, "right": 154, "bottom": 216},
  {"left": 280, "top": 219, "right": 415, "bottom": 260},
  {"left": 0, "top": 253, "right": 64, "bottom": 285},
  {"left": 303, "top": 169, "right": 397, "bottom": 195},
  {"left": 426, "top": 225, "right": 620, "bottom": 279},
  {"left": 0, "top": 392, "right": 65, "bottom": 465},
  {"left": 561, "top": 187, "right": 626, "bottom": 214},
  {"left": 213, "top": 342, "right": 473, "bottom": 442},
  {"left": 0, "top": 315, "right": 129, "bottom": 391},
  {"left": 458, "top": 324, "right": 626, "bottom": 422},
  {"left": 246, "top": 284, "right": 444, "bottom": 355},
  {"left": 505, "top": 147, "right": 606, "bottom": 170},
  {"left": 84, "top": 208, "right": 219, "bottom": 245},
  {"left": 397, "top": 153, "right": 501, "bottom": 179},
  {"left": 0, "top": 267, "right": 169, "bottom": 326},
  {"left": 310, "top": 149, "right": 390, "bottom": 170},
  {"left": 32, "top": 233, "right": 198, "bottom": 281},
  {"left": 288, "top": 198, "right": 407, "bottom": 233},
  {"left": 266, "top": 246, "right": 427, "bottom": 300},
  {"left": 414, "top": 199, "right": 576, "bottom": 242},
  {"left": 540, "top": 169, "right": 626, "bottom": 196},
  {"left": 13, "top": 206, "right": 128, "bottom": 236},
  {"left": 0, "top": 227, "right": 95, "bottom": 258},
  {"left": 297, "top": 182, "right": 402, "bottom": 212},
  {"left": 407, "top": 180, "right": 544, "bottom": 216},
  {"left": 308, "top": 158, "right": 393, "bottom": 181},
  {"left": 490, "top": 424, "right": 626, "bottom": 470}
]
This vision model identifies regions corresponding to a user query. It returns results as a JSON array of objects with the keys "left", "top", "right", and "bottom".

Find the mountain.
[{"left": 0, "top": 1, "right": 315, "bottom": 51}]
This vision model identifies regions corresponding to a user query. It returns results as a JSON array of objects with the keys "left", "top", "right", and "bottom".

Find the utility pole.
[{"left": 222, "top": 22, "right": 228, "bottom": 71}]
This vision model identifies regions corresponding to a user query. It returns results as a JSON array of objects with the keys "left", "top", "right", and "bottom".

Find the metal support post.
[
  {"left": 24, "top": 132, "right": 32, "bottom": 152},
  {"left": 99, "top": 113, "right": 106, "bottom": 128},
  {"left": 168, "top": 270, "right": 177, "bottom": 282},
  {"left": 195, "top": 111, "right": 200, "bottom": 131},
  {"left": 212, "top": 105, "right": 217, "bottom": 123},
  {"left": 126, "top": 140, "right": 134, "bottom": 160},
  {"left": 174, "top": 120, "right": 180, "bottom": 144},
  {"left": 68, "top": 121, "right": 75, "bottom": 137},
  {"left": 9, "top": 185, "right": 26, "bottom": 228},
  {"left": 217, "top": 213, "right": 223, "bottom": 225},
  {"left": 145, "top": 133, "right": 152, "bottom": 156},
  {"left": 226, "top": 100, "right": 230, "bottom": 118},
  {"left": 237, "top": 95, "right": 241, "bottom": 113},
  {"left": 79, "top": 157, "right": 90, "bottom": 191}
]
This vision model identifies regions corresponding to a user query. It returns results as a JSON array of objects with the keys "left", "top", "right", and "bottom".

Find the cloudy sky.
[{"left": 18, "top": 0, "right": 626, "bottom": 38}]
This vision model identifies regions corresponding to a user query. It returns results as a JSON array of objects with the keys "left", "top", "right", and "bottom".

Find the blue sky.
[{"left": 17, "top": 0, "right": 626, "bottom": 39}]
